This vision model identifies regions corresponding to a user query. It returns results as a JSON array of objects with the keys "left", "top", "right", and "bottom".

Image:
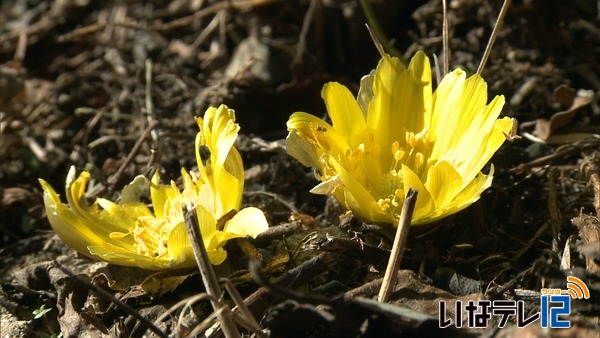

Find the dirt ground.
[{"left": 1, "top": 0, "right": 599, "bottom": 337}]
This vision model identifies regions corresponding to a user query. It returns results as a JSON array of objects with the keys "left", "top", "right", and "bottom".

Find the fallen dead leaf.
[{"left": 534, "top": 85, "right": 595, "bottom": 140}]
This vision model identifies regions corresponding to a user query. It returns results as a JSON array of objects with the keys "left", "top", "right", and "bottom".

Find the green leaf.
[{"left": 32, "top": 304, "right": 52, "bottom": 319}]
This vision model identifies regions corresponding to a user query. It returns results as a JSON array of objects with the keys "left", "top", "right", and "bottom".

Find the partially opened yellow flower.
[
  {"left": 39, "top": 105, "right": 268, "bottom": 269},
  {"left": 286, "top": 51, "right": 515, "bottom": 225}
]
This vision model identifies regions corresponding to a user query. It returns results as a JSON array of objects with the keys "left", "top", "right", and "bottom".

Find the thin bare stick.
[
  {"left": 156, "top": 0, "right": 280, "bottom": 31},
  {"left": 441, "top": 0, "right": 450, "bottom": 75},
  {"left": 145, "top": 60, "right": 159, "bottom": 143},
  {"left": 154, "top": 293, "right": 217, "bottom": 327},
  {"left": 377, "top": 189, "right": 418, "bottom": 303},
  {"left": 222, "top": 279, "right": 266, "bottom": 337},
  {"left": 57, "top": 21, "right": 149, "bottom": 42},
  {"left": 14, "top": 31, "right": 27, "bottom": 66},
  {"left": 54, "top": 0, "right": 282, "bottom": 42},
  {"left": 183, "top": 206, "right": 240, "bottom": 338},
  {"left": 476, "top": 0, "right": 511, "bottom": 75},
  {"left": 106, "top": 119, "right": 159, "bottom": 187},
  {"left": 190, "top": 12, "right": 221, "bottom": 50},
  {"left": 293, "top": 0, "right": 317, "bottom": 65}
]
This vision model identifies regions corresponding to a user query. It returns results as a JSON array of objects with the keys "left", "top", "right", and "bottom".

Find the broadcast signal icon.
[{"left": 564, "top": 276, "right": 590, "bottom": 299}]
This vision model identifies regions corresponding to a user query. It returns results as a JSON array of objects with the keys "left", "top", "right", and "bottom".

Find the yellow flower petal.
[
  {"left": 196, "top": 205, "right": 218, "bottom": 248},
  {"left": 367, "top": 55, "right": 406, "bottom": 160},
  {"left": 391, "top": 50, "right": 432, "bottom": 134},
  {"left": 357, "top": 69, "right": 375, "bottom": 115},
  {"left": 121, "top": 175, "right": 146, "bottom": 203},
  {"left": 151, "top": 171, "right": 169, "bottom": 218},
  {"left": 285, "top": 130, "right": 320, "bottom": 168},
  {"left": 208, "top": 248, "right": 228, "bottom": 266},
  {"left": 215, "top": 147, "right": 244, "bottom": 215},
  {"left": 429, "top": 167, "right": 494, "bottom": 222},
  {"left": 310, "top": 175, "right": 342, "bottom": 195},
  {"left": 429, "top": 68, "right": 466, "bottom": 155},
  {"left": 453, "top": 107, "right": 512, "bottom": 184},
  {"left": 328, "top": 156, "right": 393, "bottom": 223},
  {"left": 40, "top": 178, "right": 109, "bottom": 257},
  {"left": 222, "top": 207, "right": 269, "bottom": 239},
  {"left": 167, "top": 221, "right": 195, "bottom": 266},
  {"left": 424, "top": 161, "right": 463, "bottom": 209},
  {"left": 287, "top": 112, "right": 351, "bottom": 159},
  {"left": 400, "top": 165, "right": 435, "bottom": 224},
  {"left": 88, "top": 244, "right": 183, "bottom": 270},
  {"left": 322, "top": 82, "right": 366, "bottom": 145}
]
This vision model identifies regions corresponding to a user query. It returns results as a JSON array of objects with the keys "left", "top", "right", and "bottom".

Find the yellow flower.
[
  {"left": 286, "top": 51, "right": 515, "bottom": 225},
  {"left": 39, "top": 105, "right": 268, "bottom": 269}
]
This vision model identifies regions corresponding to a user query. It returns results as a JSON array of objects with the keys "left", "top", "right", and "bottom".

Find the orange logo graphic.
[{"left": 564, "top": 276, "right": 590, "bottom": 299}]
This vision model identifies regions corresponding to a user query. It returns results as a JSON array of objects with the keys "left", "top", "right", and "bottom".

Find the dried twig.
[
  {"left": 154, "top": 293, "right": 217, "bottom": 330},
  {"left": 56, "top": 0, "right": 281, "bottom": 42},
  {"left": 509, "top": 143, "right": 584, "bottom": 174},
  {"left": 250, "top": 220, "right": 302, "bottom": 246},
  {"left": 57, "top": 21, "right": 149, "bottom": 42},
  {"left": 244, "top": 252, "right": 339, "bottom": 315},
  {"left": 145, "top": 60, "right": 159, "bottom": 144},
  {"left": 378, "top": 189, "right": 418, "bottom": 303},
  {"left": 155, "top": 0, "right": 280, "bottom": 31},
  {"left": 293, "top": 0, "right": 318, "bottom": 65},
  {"left": 53, "top": 262, "right": 169, "bottom": 338},
  {"left": 244, "top": 190, "right": 298, "bottom": 213},
  {"left": 106, "top": 119, "right": 159, "bottom": 188},
  {"left": 222, "top": 279, "right": 265, "bottom": 337},
  {"left": 183, "top": 207, "right": 240, "bottom": 338}
]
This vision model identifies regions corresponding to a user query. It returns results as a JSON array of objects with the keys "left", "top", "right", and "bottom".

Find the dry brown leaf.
[{"left": 534, "top": 85, "right": 595, "bottom": 140}]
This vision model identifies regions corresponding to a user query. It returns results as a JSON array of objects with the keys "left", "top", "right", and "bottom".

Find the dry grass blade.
[
  {"left": 222, "top": 278, "right": 266, "bottom": 337},
  {"left": 365, "top": 24, "right": 386, "bottom": 58},
  {"left": 106, "top": 119, "right": 159, "bottom": 188},
  {"left": 359, "top": 0, "right": 403, "bottom": 61},
  {"left": 477, "top": 0, "right": 511, "bottom": 74},
  {"left": 442, "top": 0, "right": 449, "bottom": 75},
  {"left": 154, "top": 293, "right": 217, "bottom": 330}
]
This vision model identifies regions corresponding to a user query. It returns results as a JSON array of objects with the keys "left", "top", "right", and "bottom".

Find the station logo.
[{"left": 439, "top": 276, "right": 590, "bottom": 329}]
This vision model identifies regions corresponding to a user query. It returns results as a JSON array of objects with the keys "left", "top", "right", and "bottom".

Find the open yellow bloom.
[
  {"left": 286, "top": 51, "right": 515, "bottom": 225},
  {"left": 39, "top": 105, "right": 268, "bottom": 269}
]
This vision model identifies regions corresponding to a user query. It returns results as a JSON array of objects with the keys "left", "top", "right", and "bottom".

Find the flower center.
[
  {"left": 131, "top": 216, "right": 171, "bottom": 258},
  {"left": 391, "top": 129, "right": 432, "bottom": 176},
  {"left": 376, "top": 129, "right": 433, "bottom": 218},
  {"left": 376, "top": 171, "right": 404, "bottom": 214},
  {"left": 109, "top": 206, "right": 182, "bottom": 259}
]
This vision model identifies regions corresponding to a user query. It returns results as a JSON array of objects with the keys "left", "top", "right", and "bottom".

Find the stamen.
[
  {"left": 415, "top": 152, "right": 425, "bottom": 170},
  {"left": 131, "top": 217, "right": 171, "bottom": 258},
  {"left": 109, "top": 232, "right": 130, "bottom": 240},
  {"left": 377, "top": 198, "right": 391, "bottom": 211}
]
